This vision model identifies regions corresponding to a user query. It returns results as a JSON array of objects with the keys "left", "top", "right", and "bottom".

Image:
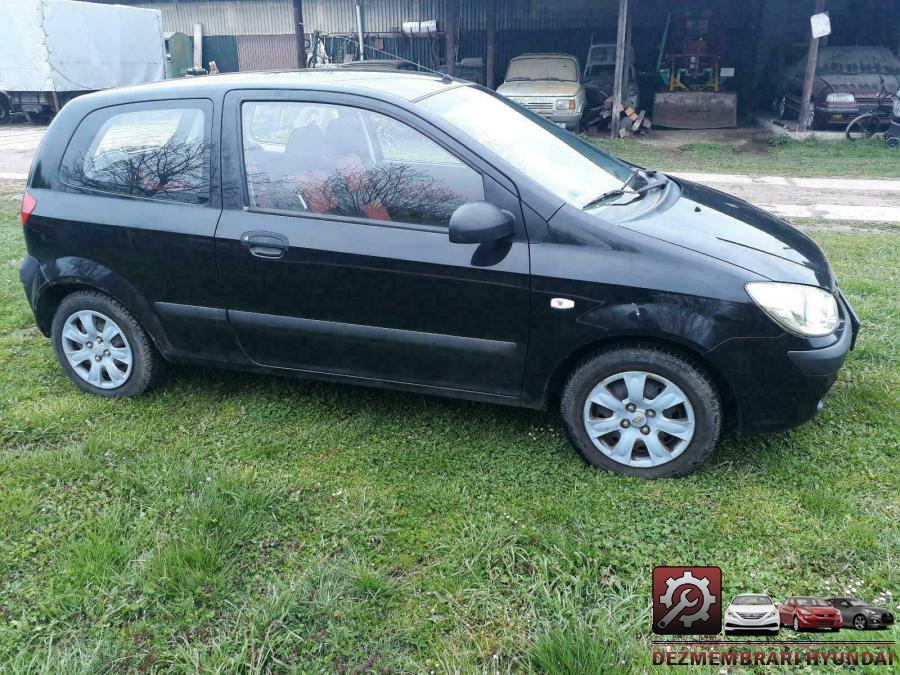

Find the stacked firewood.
[{"left": 584, "top": 103, "right": 652, "bottom": 137}]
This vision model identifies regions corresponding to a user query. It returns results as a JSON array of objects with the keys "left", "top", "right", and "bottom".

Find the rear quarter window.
[{"left": 60, "top": 100, "right": 212, "bottom": 204}]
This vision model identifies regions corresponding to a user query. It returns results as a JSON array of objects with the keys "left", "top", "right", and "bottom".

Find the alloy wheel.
[
  {"left": 793, "top": 616, "right": 800, "bottom": 631},
  {"left": 60, "top": 310, "right": 133, "bottom": 389},
  {"left": 582, "top": 371, "right": 695, "bottom": 468},
  {"left": 854, "top": 615, "right": 867, "bottom": 630}
]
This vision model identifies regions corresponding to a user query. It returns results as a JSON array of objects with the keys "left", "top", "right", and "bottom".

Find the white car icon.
[{"left": 724, "top": 594, "right": 780, "bottom": 635}]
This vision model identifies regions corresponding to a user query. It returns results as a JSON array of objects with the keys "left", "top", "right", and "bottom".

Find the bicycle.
[{"left": 845, "top": 76, "right": 900, "bottom": 145}]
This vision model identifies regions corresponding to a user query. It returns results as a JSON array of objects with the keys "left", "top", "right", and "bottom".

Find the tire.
[
  {"left": 802, "top": 104, "right": 816, "bottom": 130},
  {"left": 793, "top": 616, "right": 800, "bottom": 632},
  {"left": 773, "top": 95, "right": 787, "bottom": 119},
  {"left": 559, "top": 345, "right": 721, "bottom": 478},
  {"left": 0, "top": 98, "right": 10, "bottom": 124},
  {"left": 846, "top": 113, "right": 879, "bottom": 141},
  {"left": 853, "top": 614, "right": 867, "bottom": 631},
  {"left": 51, "top": 290, "right": 165, "bottom": 398}
]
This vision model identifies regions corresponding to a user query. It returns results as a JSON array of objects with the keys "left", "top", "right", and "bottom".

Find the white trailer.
[{"left": 0, "top": 0, "right": 166, "bottom": 122}]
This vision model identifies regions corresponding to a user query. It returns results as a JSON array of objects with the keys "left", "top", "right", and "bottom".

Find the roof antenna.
[{"left": 340, "top": 35, "right": 455, "bottom": 83}]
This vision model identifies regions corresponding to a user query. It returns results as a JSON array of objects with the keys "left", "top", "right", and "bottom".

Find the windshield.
[
  {"left": 815, "top": 48, "right": 900, "bottom": 76},
  {"left": 733, "top": 595, "right": 772, "bottom": 606},
  {"left": 847, "top": 599, "right": 867, "bottom": 607},
  {"left": 418, "top": 86, "right": 632, "bottom": 207},
  {"left": 506, "top": 57, "right": 579, "bottom": 82},
  {"left": 796, "top": 597, "right": 829, "bottom": 607}
]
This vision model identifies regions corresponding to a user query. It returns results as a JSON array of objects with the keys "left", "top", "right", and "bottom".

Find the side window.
[
  {"left": 241, "top": 100, "right": 484, "bottom": 227},
  {"left": 61, "top": 103, "right": 210, "bottom": 204}
]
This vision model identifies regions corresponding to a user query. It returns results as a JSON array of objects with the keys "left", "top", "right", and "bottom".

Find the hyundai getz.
[{"left": 19, "top": 71, "right": 860, "bottom": 478}]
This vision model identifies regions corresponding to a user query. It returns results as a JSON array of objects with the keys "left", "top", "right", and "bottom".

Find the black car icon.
[{"left": 826, "top": 598, "right": 896, "bottom": 631}]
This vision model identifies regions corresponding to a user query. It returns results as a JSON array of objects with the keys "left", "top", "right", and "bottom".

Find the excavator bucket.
[{"left": 652, "top": 91, "right": 738, "bottom": 129}]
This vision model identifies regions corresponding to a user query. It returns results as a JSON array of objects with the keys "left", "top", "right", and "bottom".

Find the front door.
[{"left": 214, "top": 91, "right": 531, "bottom": 398}]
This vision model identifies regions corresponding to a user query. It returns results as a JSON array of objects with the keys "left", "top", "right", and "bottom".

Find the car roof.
[
  {"left": 511, "top": 53, "right": 577, "bottom": 59},
  {"left": 80, "top": 70, "right": 462, "bottom": 106}
]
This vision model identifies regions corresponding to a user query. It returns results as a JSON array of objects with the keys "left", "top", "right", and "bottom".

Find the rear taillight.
[{"left": 21, "top": 191, "right": 36, "bottom": 226}]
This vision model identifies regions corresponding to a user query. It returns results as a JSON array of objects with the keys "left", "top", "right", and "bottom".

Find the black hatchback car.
[{"left": 19, "top": 71, "right": 860, "bottom": 478}]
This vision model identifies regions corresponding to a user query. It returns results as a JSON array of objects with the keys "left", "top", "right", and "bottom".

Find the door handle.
[{"left": 241, "top": 231, "right": 289, "bottom": 259}]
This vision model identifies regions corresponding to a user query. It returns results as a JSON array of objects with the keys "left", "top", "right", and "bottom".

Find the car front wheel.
[
  {"left": 853, "top": 615, "right": 867, "bottom": 630},
  {"left": 51, "top": 291, "right": 164, "bottom": 397},
  {"left": 793, "top": 616, "right": 800, "bottom": 632},
  {"left": 560, "top": 346, "right": 721, "bottom": 478}
]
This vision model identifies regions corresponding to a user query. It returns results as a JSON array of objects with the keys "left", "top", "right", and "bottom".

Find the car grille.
[
  {"left": 737, "top": 612, "right": 765, "bottom": 619},
  {"left": 881, "top": 612, "right": 894, "bottom": 623},
  {"left": 514, "top": 97, "right": 555, "bottom": 113},
  {"left": 814, "top": 617, "right": 838, "bottom": 625}
]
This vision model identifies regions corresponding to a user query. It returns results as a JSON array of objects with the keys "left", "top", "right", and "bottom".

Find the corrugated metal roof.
[
  {"left": 237, "top": 34, "right": 300, "bottom": 70},
  {"left": 130, "top": 1, "right": 294, "bottom": 36},
  {"left": 301, "top": 0, "right": 620, "bottom": 33}
]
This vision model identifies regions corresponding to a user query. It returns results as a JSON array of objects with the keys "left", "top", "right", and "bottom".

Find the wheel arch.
[
  {"left": 34, "top": 273, "right": 172, "bottom": 356},
  {"left": 544, "top": 335, "right": 737, "bottom": 426}
]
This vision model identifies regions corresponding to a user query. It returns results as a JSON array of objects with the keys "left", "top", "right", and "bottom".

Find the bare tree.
[{"left": 62, "top": 136, "right": 210, "bottom": 202}]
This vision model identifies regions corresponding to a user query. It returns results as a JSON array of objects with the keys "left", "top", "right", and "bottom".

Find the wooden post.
[
  {"left": 446, "top": 0, "right": 459, "bottom": 76},
  {"left": 486, "top": 0, "right": 496, "bottom": 88},
  {"left": 292, "top": 0, "right": 307, "bottom": 68},
  {"left": 610, "top": 0, "right": 628, "bottom": 138},
  {"left": 798, "top": 0, "right": 826, "bottom": 132}
]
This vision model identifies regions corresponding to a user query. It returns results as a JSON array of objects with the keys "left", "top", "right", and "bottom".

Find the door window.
[
  {"left": 241, "top": 101, "right": 483, "bottom": 227},
  {"left": 60, "top": 103, "right": 210, "bottom": 203}
]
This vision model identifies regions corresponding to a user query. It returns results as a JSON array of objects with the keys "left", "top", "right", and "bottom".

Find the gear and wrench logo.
[{"left": 652, "top": 567, "right": 722, "bottom": 635}]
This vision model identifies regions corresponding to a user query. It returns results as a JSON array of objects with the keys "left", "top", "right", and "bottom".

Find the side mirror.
[{"left": 449, "top": 201, "right": 515, "bottom": 244}]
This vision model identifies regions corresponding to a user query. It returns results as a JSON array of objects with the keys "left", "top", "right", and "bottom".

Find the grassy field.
[
  {"left": 0, "top": 191, "right": 897, "bottom": 672},
  {"left": 588, "top": 136, "right": 900, "bottom": 178}
]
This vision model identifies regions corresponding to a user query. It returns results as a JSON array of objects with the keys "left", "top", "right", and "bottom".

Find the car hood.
[
  {"left": 816, "top": 73, "right": 900, "bottom": 97},
  {"left": 729, "top": 604, "right": 776, "bottom": 613},
  {"left": 614, "top": 178, "right": 834, "bottom": 289},
  {"left": 498, "top": 80, "right": 581, "bottom": 97},
  {"left": 856, "top": 604, "right": 891, "bottom": 613},
  {"left": 802, "top": 607, "right": 839, "bottom": 616}
]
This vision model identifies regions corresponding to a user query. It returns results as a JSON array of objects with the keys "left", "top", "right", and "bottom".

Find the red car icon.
[{"left": 779, "top": 596, "right": 843, "bottom": 631}]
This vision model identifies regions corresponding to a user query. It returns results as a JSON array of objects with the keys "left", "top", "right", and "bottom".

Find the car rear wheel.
[
  {"left": 51, "top": 291, "right": 164, "bottom": 397},
  {"left": 853, "top": 614, "right": 867, "bottom": 630},
  {"left": 773, "top": 96, "right": 787, "bottom": 119},
  {"left": 560, "top": 346, "right": 721, "bottom": 478},
  {"left": 803, "top": 104, "right": 816, "bottom": 130}
]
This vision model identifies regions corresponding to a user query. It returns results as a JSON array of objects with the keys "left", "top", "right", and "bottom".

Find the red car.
[{"left": 779, "top": 597, "right": 843, "bottom": 632}]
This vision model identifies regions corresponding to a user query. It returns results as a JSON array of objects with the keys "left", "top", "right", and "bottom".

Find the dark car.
[
  {"left": 779, "top": 597, "right": 843, "bottom": 632},
  {"left": 19, "top": 71, "right": 860, "bottom": 478},
  {"left": 774, "top": 46, "right": 900, "bottom": 129},
  {"left": 827, "top": 598, "right": 895, "bottom": 631}
]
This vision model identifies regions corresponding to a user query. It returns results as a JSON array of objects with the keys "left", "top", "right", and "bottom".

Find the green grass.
[
  {"left": 588, "top": 136, "right": 900, "bottom": 178},
  {"left": 0, "top": 195, "right": 898, "bottom": 672}
]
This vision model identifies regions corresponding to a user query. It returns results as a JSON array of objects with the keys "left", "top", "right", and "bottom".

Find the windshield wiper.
[
  {"left": 582, "top": 169, "right": 667, "bottom": 210},
  {"left": 582, "top": 168, "right": 641, "bottom": 209}
]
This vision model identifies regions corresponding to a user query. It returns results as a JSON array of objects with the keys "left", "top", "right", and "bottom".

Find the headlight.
[
  {"left": 556, "top": 98, "right": 577, "bottom": 111},
  {"left": 864, "top": 608, "right": 877, "bottom": 615},
  {"left": 826, "top": 93, "right": 855, "bottom": 103},
  {"left": 800, "top": 609, "right": 813, "bottom": 616},
  {"left": 746, "top": 282, "right": 839, "bottom": 337},
  {"left": 765, "top": 609, "right": 777, "bottom": 619}
]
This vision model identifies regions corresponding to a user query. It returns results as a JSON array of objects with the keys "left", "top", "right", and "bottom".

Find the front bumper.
[
  {"left": 724, "top": 612, "right": 780, "bottom": 632},
  {"left": 706, "top": 291, "right": 860, "bottom": 434},
  {"left": 796, "top": 614, "right": 843, "bottom": 630},
  {"left": 543, "top": 110, "right": 583, "bottom": 128}
]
